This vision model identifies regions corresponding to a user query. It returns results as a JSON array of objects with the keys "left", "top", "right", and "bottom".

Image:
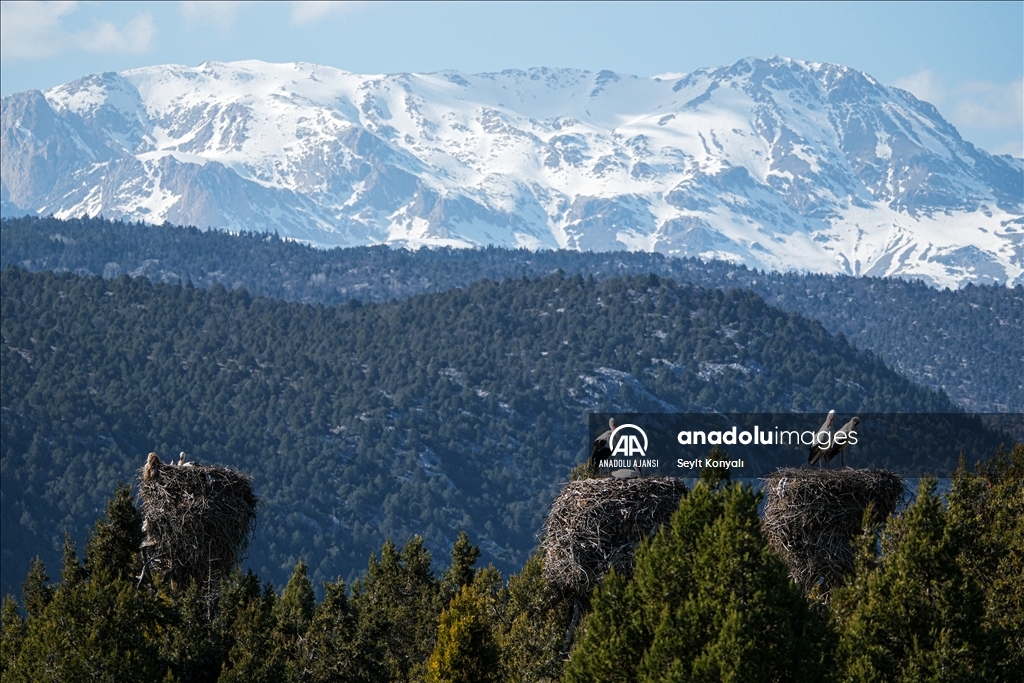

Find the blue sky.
[{"left": 2, "top": 1, "right": 1021, "bottom": 156}]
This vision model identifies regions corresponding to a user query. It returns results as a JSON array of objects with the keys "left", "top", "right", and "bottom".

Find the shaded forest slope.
[
  {"left": 1, "top": 267, "right": 965, "bottom": 599},
  {"left": 3, "top": 216, "right": 1021, "bottom": 411}
]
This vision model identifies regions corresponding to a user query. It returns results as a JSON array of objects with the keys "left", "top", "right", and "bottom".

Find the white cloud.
[
  {"left": 0, "top": 1, "right": 154, "bottom": 60},
  {"left": 952, "top": 78, "right": 1023, "bottom": 130},
  {"left": 0, "top": 0, "right": 78, "bottom": 60},
  {"left": 991, "top": 139, "right": 1023, "bottom": 158},
  {"left": 74, "top": 13, "right": 155, "bottom": 53},
  {"left": 892, "top": 69, "right": 945, "bottom": 106},
  {"left": 180, "top": 1, "right": 251, "bottom": 27},
  {"left": 652, "top": 71, "right": 687, "bottom": 81},
  {"left": 290, "top": 1, "right": 368, "bottom": 25},
  {"left": 894, "top": 70, "right": 1023, "bottom": 132},
  {"left": 893, "top": 70, "right": 1023, "bottom": 157}
]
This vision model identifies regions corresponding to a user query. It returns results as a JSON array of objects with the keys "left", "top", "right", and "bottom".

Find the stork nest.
[
  {"left": 138, "top": 454, "right": 258, "bottom": 590},
  {"left": 542, "top": 477, "right": 688, "bottom": 598},
  {"left": 761, "top": 468, "right": 905, "bottom": 599}
]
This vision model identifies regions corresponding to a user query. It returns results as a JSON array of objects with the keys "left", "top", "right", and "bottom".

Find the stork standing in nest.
[
  {"left": 589, "top": 418, "right": 616, "bottom": 475},
  {"left": 808, "top": 410, "right": 835, "bottom": 468},
  {"left": 143, "top": 452, "right": 161, "bottom": 481},
  {"left": 824, "top": 417, "right": 860, "bottom": 468}
]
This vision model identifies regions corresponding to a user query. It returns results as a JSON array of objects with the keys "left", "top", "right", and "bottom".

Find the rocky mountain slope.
[{"left": 2, "top": 58, "right": 1021, "bottom": 287}]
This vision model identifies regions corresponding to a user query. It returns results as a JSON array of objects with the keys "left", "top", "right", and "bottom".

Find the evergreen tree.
[
  {"left": 1, "top": 595, "right": 26, "bottom": 677},
  {"left": 426, "top": 567, "right": 502, "bottom": 683},
  {"left": 351, "top": 537, "right": 440, "bottom": 681},
  {"left": 162, "top": 579, "right": 225, "bottom": 683},
  {"left": 84, "top": 482, "right": 144, "bottom": 581},
  {"left": 276, "top": 559, "right": 316, "bottom": 681},
  {"left": 60, "top": 533, "right": 87, "bottom": 588},
  {"left": 302, "top": 578, "right": 385, "bottom": 683},
  {"left": 832, "top": 478, "right": 993, "bottom": 681},
  {"left": 277, "top": 559, "right": 316, "bottom": 637},
  {"left": 962, "top": 443, "right": 1024, "bottom": 678},
  {"left": 7, "top": 492, "right": 167, "bottom": 682},
  {"left": 8, "top": 578, "right": 164, "bottom": 681},
  {"left": 642, "top": 482, "right": 830, "bottom": 682},
  {"left": 5, "top": 485, "right": 174, "bottom": 680},
  {"left": 218, "top": 583, "right": 284, "bottom": 683},
  {"left": 496, "top": 551, "right": 571, "bottom": 683},
  {"left": 19, "top": 558, "right": 52, "bottom": 620},
  {"left": 439, "top": 531, "right": 480, "bottom": 609},
  {"left": 561, "top": 571, "right": 638, "bottom": 683},
  {"left": 214, "top": 569, "right": 264, "bottom": 671},
  {"left": 566, "top": 468, "right": 833, "bottom": 682}
]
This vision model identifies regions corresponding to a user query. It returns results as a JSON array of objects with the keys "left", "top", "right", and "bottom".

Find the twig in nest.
[
  {"left": 138, "top": 453, "right": 258, "bottom": 592},
  {"left": 542, "top": 477, "right": 687, "bottom": 599},
  {"left": 761, "top": 467, "right": 905, "bottom": 600}
]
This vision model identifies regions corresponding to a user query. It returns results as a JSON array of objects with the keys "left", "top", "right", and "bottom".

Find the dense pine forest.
[
  {"left": 0, "top": 266, "right": 977, "bottom": 602},
  {"left": 1, "top": 214, "right": 1022, "bottom": 681},
  {"left": 3, "top": 216, "right": 1021, "bottom": 412},
  {"left": 2, "top": 448, "right": 1021, "bottom": 682}
]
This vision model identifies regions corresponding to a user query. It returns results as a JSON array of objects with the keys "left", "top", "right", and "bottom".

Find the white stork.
[
  {"left": 824, "top": 417, "right": 860, "bottom": 469},
  {"left": 808, "top": 410, "right": 835, "bottom": 468},
  {"left": 588, "top": 418, "right": 616, "bottom": 474}
]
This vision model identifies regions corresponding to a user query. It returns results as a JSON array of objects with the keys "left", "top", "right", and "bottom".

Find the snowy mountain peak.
[{"left": 2, "top": 58, "right": 1021, "bottom": 287}]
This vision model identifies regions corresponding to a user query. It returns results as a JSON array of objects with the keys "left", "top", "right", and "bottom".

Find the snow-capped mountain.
[{"left": 2, "top": 57, "right": 1021, "bottom": 287}]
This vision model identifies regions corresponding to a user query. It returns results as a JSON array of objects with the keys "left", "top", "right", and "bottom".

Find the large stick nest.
[
  {"left": 761, "top": 468, "right": 905, "bottom": 598},
  {"left": 543, "top": 477, "right": 688, "bottom": 598},
  {"left": 138, "top": 453, "right": 258, "bottom": 588}
]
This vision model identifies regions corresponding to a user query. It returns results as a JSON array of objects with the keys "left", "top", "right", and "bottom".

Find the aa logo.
[{"left": 610, "top": 424, "right": 648, "bottom": 458}]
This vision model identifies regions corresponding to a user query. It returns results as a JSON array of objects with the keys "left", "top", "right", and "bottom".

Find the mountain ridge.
[
  {"left": 2, "top": 57, "right": 1021, "bottom": 287},
  {"left": 4, "top": 215, "right": 1021, "bottom": 412}
]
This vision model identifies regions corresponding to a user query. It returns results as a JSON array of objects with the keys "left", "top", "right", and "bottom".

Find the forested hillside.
[
  {"left": 3, "top": 216, "right": 1020, "bottom": 411},
  {"left": 1, "top": 267, "right": 966, "bottom": 599}
]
